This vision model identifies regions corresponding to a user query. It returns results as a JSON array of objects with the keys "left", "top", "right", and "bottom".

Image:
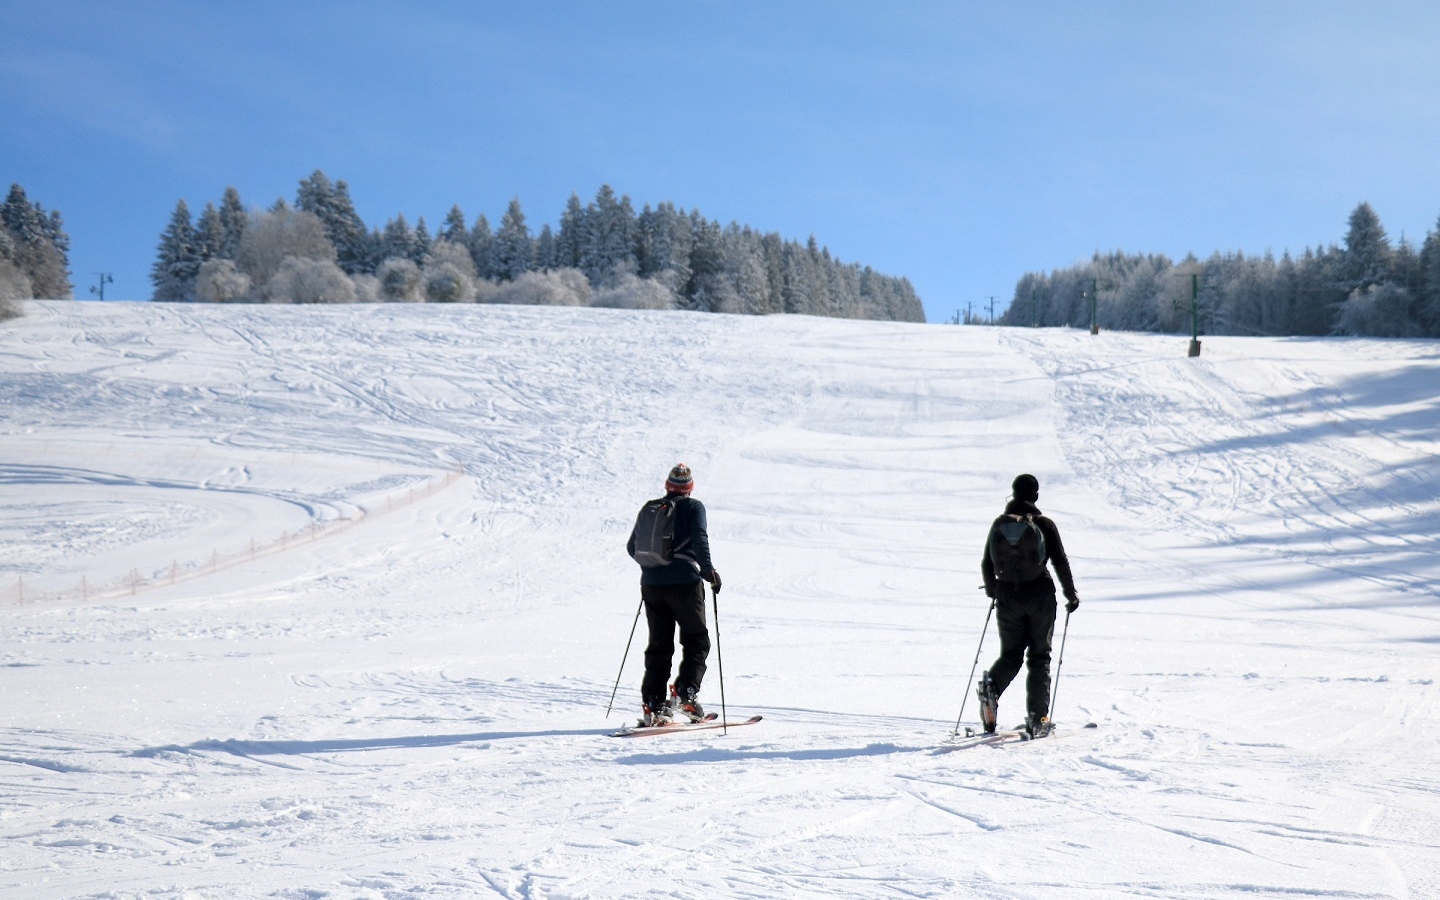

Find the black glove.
[
  {"left": 1064, "top": 590, "right": 1080, "bottom": 614},
  {"left": 707, "top": 568, "right": 722, "bottom": 595}
]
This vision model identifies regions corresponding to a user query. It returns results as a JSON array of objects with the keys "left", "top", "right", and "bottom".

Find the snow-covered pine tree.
[
  {"left": 684, "top": 213, "right": 724, "bottom": 311},
  {"left": 195, "top": 203, "right": 225, "bottom": 263},
  {"left": 535, "top": 224, "right": 557, "bottom": 271},
  {"left": 380, "top": 215, "right": 417, "bottom": 265},
  {"left": 440, "top": 206, "right": 468, "bottom": 246},
  {"left": 579, "top": 185, "right": 638, "bottom": 284},
  {"left": 636, "top": 202, "right": 691, "bottom": 291},
  {"left": 556, "top": 193, "right": 585, "bottom": 271},
  {"left": 469, "top": 214, "right": 494, "bottom": 280},
  {"left": 151, "top": 199, "right": 201, "bottom": 302},
  {"left": 296, "top": 172, "right": 372, "bottom": 275},
  {"left": 1421, "top": 216, "right": 1440, "bottom": 336},
  {"left": 493, "top": 198, "right": 534, "bottom": 281},
  {"left": 413, "top": 217, "right": 432, "bottom": 265},
  {"left": 218, "top": 186, "right": 247, "bottom": 260},
  {"left": 1340, "top": 202, "right": 1392, "bottom": 293}
]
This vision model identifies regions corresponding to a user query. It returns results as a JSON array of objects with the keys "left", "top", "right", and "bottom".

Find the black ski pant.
[
  {"left": 641, "top": 581, "right": 710, "bottom": 708},
  {"left": 987, "top": 584, "right": 1057, "bottom": 721}
]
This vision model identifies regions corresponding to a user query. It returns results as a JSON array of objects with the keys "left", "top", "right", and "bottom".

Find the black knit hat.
[{"left": 1012, "top": 473, "right": 1039, "bottom": 502}]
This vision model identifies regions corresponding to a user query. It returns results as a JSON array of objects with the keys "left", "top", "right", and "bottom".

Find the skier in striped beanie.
[{"left": 626, "top": 463, "right": 722, "bottom": 726}]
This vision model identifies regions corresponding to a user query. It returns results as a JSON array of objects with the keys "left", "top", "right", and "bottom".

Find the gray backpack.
[{"left": 632, "top": 497, "right": 690, "bottom": 568}]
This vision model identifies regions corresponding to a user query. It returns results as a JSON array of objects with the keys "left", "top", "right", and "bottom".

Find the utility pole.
[
  {"left": 965, "top": 300, "right": 973, "bottom": 325},
  {"left": 1082, "top": 277, "right": 1103, "bottom": 335},
  {"left": 90, "top": 273, "right": 114, "bottom": 301},
  {"left": 987, "top": 295, "right": 996, "bottom": 325},
  {"left": 1174, "top": 272, "right": 1202, "bottom": 357}
]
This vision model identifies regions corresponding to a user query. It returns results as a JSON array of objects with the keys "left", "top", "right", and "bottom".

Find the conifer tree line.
[
  {"left": 1, "top": 184, "right": 72, "bottom": 320},
  {"left": 151, "top": 171, "right": 925, "bottom": 322},
  {"left": 999, "top": 202, "right": 1440, "bottom": 338}
]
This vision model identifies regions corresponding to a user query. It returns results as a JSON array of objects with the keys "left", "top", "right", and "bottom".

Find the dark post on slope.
[
  {"left": 952, "top": 594, "right": 996, "bottom": 736},
  {"left": 712, "top": 585, "right": 728, "bottom": 734},
  {"left": 1185, "top": 273, "right": 1202, "bottom": 357},
  {"left": 605, "top": 598, "right": 645, "bottom": 717},
  {"left": 1048, "top": 606, "right": 1072, "bottom": 721}
]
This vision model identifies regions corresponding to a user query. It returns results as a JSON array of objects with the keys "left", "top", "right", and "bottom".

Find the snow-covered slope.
[{"left": 2, "top": 301, "right": 1437, "bottom": 899}]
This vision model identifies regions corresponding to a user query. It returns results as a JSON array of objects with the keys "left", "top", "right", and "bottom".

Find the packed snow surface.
[{"left": 2, "top": 301, "right": 1438, "bottom": 899}]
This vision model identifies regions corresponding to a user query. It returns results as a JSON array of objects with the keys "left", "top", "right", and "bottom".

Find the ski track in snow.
[{"left": 1, "top": 301, "right": 1437, "bottom": 899}]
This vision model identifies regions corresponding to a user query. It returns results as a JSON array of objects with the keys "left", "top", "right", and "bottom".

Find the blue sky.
[{"left": 3, "top": 1, "right": 1439, "bottom": 321}]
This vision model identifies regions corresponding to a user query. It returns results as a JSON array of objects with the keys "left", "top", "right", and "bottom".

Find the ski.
[
  {"left": 610, "top": 714, "right": 763, "bottom": 738},
  {"left": 938, "top": 722, "right": 1096, "bottom": 752},
  {"left": 939, "top": 728, "right": 1029, "bottom": 752}
]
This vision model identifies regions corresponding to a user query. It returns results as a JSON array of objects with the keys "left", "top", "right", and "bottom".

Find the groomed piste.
[{"left": 2, "top": 301, "right": 1438, "bottom": 899}]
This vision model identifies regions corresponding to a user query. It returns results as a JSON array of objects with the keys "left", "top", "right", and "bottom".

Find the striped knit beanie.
[{"left": 665, "top": 463, "right": 694, "bottom": 495}]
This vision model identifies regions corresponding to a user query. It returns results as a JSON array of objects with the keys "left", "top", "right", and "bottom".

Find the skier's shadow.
[{"left": 135, "top": 727, "right": 611, "bottom": 762}]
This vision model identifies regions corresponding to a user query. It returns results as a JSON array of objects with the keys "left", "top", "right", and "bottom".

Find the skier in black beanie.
[{"left": 977, "top": 474, "right": 1079, "bottom": 737}]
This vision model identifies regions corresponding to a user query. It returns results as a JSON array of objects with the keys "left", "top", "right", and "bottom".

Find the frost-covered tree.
[
  {"left": 492, "top": 198, "right": 533, "bottom": 281},
  {"left": 424, "top": 262, "right": 474, "bottom": 302},
  {"left": 151, "top": 199, "right": 201, "bottom": 302},
  {"left": 194, "top": 258, "right": 252, "bottom": 303},
  {"left": 590, "top": 273, "right": 677, "bottom": 310},
  {"left": 376, "top": 257, "right": 423, "bottom": 302},
  {"left": 351, "top": 273, "right": 382, "bottom": 304},
  {"left": 0, "top": 256, "right": 31, "bottom": 319},
  {"left": 1335, "top": 282, "right": 1421, "bottom": 337},
  {"left": 235, "top": 207, "right": 337, "bottom": 301},
  {"left": 425, "top": 239, "right": 477, "bottom": 278},
  {"left": 423, "top": 240, "right": 477, "bottom": 303},
  {"left": 487, "top": 268, "right": 590, "bottom": 305},
  {"left": 3, "top": 184, "right": 71, "bottom": 299},
  {"left": 268, "top": 257, "right": 356, "bottom": 304}
]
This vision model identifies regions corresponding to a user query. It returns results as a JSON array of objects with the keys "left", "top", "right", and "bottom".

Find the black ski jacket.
[
  {"left": 627, "top": 494, "right": 714, "bottom": 586},
  {"left": 981, "top": 499, "right": 1076, "bottom": 599}
]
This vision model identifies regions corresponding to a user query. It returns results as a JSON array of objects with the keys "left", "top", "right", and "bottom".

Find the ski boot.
[
  {"left": 671, "top": 684, "right": 706, "bottom": 723},
  {"left": 976, "top": 671, "right": 998, "bottom": 734},
  {"left": 1025, "top": 713, "right": 1053, "bottom": 739},
  {"left": 641, "top": 697, "right": 674, "bottom": 727}
]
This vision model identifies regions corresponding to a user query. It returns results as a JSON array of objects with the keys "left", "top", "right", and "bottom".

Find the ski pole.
[
  {"left": 606, "top": 597, "right": 644, "bottom": 718},
  {"left": 952, "top": 595, "right": 996, "bottom": 736},
  {"left": 712, "top": 584, "right": 728, "bottom": 734},
  {"left": 1048, "top": 606, "right": 1072, "bottom": 721}
]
